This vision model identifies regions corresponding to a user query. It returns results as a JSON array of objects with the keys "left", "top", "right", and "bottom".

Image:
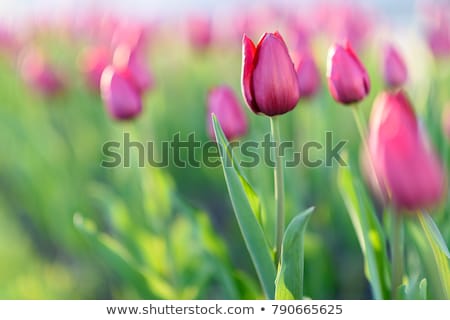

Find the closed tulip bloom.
[
  {"left": 20, "top": 48, "right": 65, "bottom": 97},
  {"left": 100, "top": 66, "right": 142, "bottom": 120},
  {"left": 296, "top": 50, "right": 321, "bottom": 98},
  {"left": 326, "top": 42, "right": 370, "bottom": 105},
  {"left": 186, "top": 15, "right": 212, "bottom": 50},
  {"left": 113, "top": 44, "right": 154, "bottom": 94},
  {"left": 242, "top": 32, "right": 300, "bottom": 116},
  {"left": 79, "top": 46, "right": 110, "bottom": 91},
  {"left": 207, "top": 85, "right": 248, "bottom": 140},
  {"left": 368, "top": 90, "right": 445, "bottom": 212},
  {"left": 383, "top": 44, "right": 407, "bottom": 89}
]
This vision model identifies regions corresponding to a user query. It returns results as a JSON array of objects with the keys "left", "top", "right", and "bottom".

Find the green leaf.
[
  {"left": 337, "top": 160, "right": 390, "bottom": 299},
  {"left": 399, "top": 277, "right": 427, "bottom": 300},
  {"left": 275, "top": 207, "right": 314, "bottom": 300},
  {"left": 212, "top": 115, "right": 276, "bottom": 299},
  {"left": 418, "top": 213, "right": 450, "bottom": 299}
]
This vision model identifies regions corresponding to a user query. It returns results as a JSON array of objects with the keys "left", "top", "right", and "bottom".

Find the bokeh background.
[{"left": 0, "top": 0, "right": 448, "bottom": 299}]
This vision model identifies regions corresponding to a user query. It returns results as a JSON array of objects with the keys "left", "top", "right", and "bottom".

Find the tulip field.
[{"left": 0, "top": 0, "right": 449, "bottom": 301}]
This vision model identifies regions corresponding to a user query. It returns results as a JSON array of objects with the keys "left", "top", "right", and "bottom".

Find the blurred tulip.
[
  {"left": 0, "top": 24, "right": 19, "bottom": 54},
  {"left": 368, "top": 90, "right": 445, "bottom": 212},
  {"left": 296, "top": 50, "right": 321, "bottom": 98},
  {"left": 242, "top": 32, "right": 300, "bottom": 116},
  {"left": 382, "top": 44, "right": 407, "bottom": 89},
  {"left": 207, "top": 85, "right": 248, "bottom": 140},
  {"left": 112, "top": 44, "right": 154, "bottom": 94},
  {"left": 100, "top": 66, "right": 142, "bottom": 120},
  {"left": 111, "top": 21, "right": 153, "bottom": 52},
  {"left": 186, "top": 15, "right": 212, "bottom": 50},
  {"left": 19, "top": 48, "right": 65, "bottom": 97},
  {"left": 424, "top": 5, "right": 450, "bottom": 59},
  {"left": 79, "top": 46, "right": 111, "bottom": 91},
  {"left": 326, "top": 42, "right": 370, "bottom": 105}
]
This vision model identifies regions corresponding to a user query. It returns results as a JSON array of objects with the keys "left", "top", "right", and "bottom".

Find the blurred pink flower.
[
  {"left": 207, "top": 85, "right": 248, "bottom": 140},
  {"left": 112, "top": 44, "right": 154, "bottom": 94},
  {"left": 368, "top": 90, "right": 446, "bottom": 212},
  {"left": 296, "top": 50, "right": 321, "bottom": 99},
  {"left": 79, "top": 46, "right": 111, "bottom": 91},
  {"left": 19, "top": 48, "right": 65, "bottom": 97},
  {"left": 382, "top": 44, "right": 408, "bottom": 89},
  {"left": 424, "top": 5, "right": 450, "bottom": 59},
  {"left": 186, "top": 15, "right": 212, "bottom": 50},
  {"left": 100, "top": 66, "right": 142, "bottom": 120},
  {"left": 242, "top": 32, "right": 300, "bottom": 116},
  {"left": 326, "top": 41, "right": 370, "bottom": 105}
]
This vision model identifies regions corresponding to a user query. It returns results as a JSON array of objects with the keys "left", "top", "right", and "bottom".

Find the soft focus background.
[{"left": 0, "top": 0, "right": 449, "bottom": 299}]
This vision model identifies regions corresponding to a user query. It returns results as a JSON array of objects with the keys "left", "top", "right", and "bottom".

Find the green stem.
[
  {"left": 270, "top": 116, "right": 285, "bottom": 266},
  {"left": 391, "top": 212, "right": 404, "bottom": 299}
]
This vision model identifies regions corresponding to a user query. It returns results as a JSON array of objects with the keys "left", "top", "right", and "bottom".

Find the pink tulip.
[
  {"left": 19, "top": 48, "right": 65, "bottom": 97},
  {"left": 79, "top": 46, "right": 111, "bottom": 91},
  {"left": 207, "top": 85, "right": 248, "bottom": 140},
  {"left": 186, "top": 15, "right": 212, "bottom": 50},
  {"left": 368, "top": 90, "right": 446, "bottom": 212},
  {"left": 100, "top": 66, "right": 142, "bottom": 120},
  {"left": 424, "top": 5, "right": 450, "bottom": 58},
  {"left": 112, "top": 44, "right": 154, "bottom": 94},
  {"left": 382, "top": 44, "right": 408, "bottom": 89},
  {"left": 296, "top": 50, "right": 321, "bottom": 98},
  {"left": 242, "top": 32, "right": 300, "bottom": 116},
  {"left": 326, "top": 42, "right": 370, "bottom": 105}
]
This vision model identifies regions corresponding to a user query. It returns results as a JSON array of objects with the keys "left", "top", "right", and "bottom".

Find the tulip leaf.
[
  {"left": 337, "top": 161, "right": 390, "bottom": 299},
  {"left": 212, "top": 115, "right": 276, "bottom": 299},
  {"left": 418, "top": 212, "right": 450, "bottom": 299},
  {"left": 275, "top": 207, "right": 314, "bottom": 300}
]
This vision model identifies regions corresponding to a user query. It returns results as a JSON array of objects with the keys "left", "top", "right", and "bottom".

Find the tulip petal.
[
  {"left": 251, "top": 33, "right": 300, "bottom": 115},
  {"left": 241, "top": 34, "right": 259, "bottom": 113}
]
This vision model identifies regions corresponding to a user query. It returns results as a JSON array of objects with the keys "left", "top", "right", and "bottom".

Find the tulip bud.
[
  {"left": 382, "top": 44, "right": 407, "bottom": 89},
  {"left": 186, "top": 15, "right": 212, "bottom": 50},
  {"left": 100, "top": 66, "right": 142, "bottom": 120},
  {"left": 113, "top": 44, "right": 154, "bottom": 94},
  {"left": 19, "top": 48, "right": 65, "bottom": 97},
  {"left": 241, "top": 32, "right": 300, "bottom": 116},
  {"left": 296, "top": 50, "right": 321, "bottom": 98},
  {"left": 79, "top": 46, "right": 110, "bottom": 91},
  {"left": 207, "top": 85, "right": 248, "bottom": 140},
  {"left": 326, "top": 42, "right": 370, "bottom": 105},
  {"left": 368, "top": 90, "right": 446, "bottom": 212}
]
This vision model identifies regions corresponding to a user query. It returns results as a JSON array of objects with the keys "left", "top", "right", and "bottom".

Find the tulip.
[
  {"left": 100, "top": 66, "right": 142, "bottom": 120},
  {"left": 19, "top": 48, "right": 65, "bottom": 97},
  {"left": 207, "top": 85, "right": 248, "bottom": 140},
  {"left": 112, "top": 44, "right": 154, "bottom": 94},
  {"left": 326, "top": 42, "right": 370, "bottom": 105},
  {"left": 425, "top": 6, "right": 450, "bottom": 58},
  {"left": 368, "top": 90, "right": 445, "bottom": 212},
  {"left": 382, "top": 44, "right": 408, "bottom": 89},
  {"left": 186, "top": 15, "right": 212, "bottom": 50},
  {"left": 296, "top": 50, "right": 321, "bottom": 98},
  {"left": 79, "top": 46, "right": 110, "bottom": 91},
  {"left": 242, "top": 32, "right": 300, "bottom": 116}
]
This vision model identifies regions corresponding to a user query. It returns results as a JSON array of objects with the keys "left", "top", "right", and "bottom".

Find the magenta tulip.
[
  {"left": 100, "top": 66, "right": 142, "bottom": 120},
  {"left": 207, "top": 85, "right": 248, "bottom": 140},
  {"left": 79, "top": 46, "right": 110, "bottom": 91},
  {"left": 242, "top": 32, "right": 300, "bottom": 116},
  {"left": 368, "top": 90, "right": 445, "bottom": 212},
  {"left": 425, "top": 6, "right": 450, "bottom": 58},
  {"left": 326, "top": 42, "right": 370, "bottom": 105},
  {"left": 19, "top": 48, "right": 65, "bottom": 97},
  {"left": 112, "top": 44, "right": 154, "bottom": 94},
  {"left": 186, "top": 15, "right": 212, "bottom": 50},
  {"left": 296, "top": 50, "right": 321, "bottom": 98},
  {"left": 383, "top": 44, "right": 408, "bottom": 89}
]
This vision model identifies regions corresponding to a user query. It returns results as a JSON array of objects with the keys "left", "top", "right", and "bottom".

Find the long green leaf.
[
  {"left": 275, "top": 207, "right": 314, "bottom": 300},
  {"left": 337, "top": 162, "right": 390, "bottom": 299},
  {"left": 212, "top": 115, "right": 276, "bottom": 299},
  {"left": 418, "top": 213, "right": 450, "bottom": 299}
]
